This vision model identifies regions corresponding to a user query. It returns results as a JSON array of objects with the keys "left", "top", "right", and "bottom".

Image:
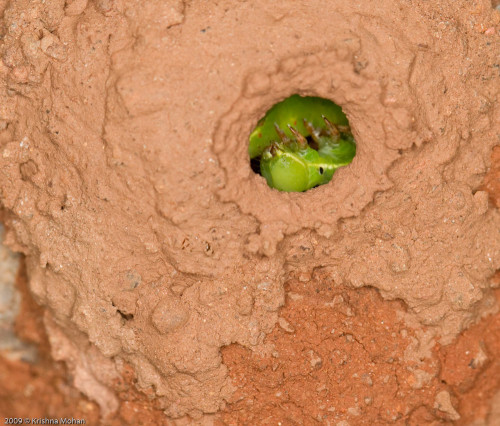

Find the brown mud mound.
[{"left": 0, "top": 0, "right": 499, "bottom": 422}]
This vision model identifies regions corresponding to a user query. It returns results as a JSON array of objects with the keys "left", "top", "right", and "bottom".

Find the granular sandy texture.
[
  {"left": 220, "top": 275, "right": 438, "bottom": 425},
  {"left": 2, "top": 263, "right": 500, "bottom": 424},
  {"left": 219, "top": 275, "right": 500, "bottom": 425},
  {"left": 0, "top": 0, "right": 499, "bottom": 420}
]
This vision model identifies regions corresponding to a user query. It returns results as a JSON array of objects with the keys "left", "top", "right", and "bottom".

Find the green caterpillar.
[{"left": 248, "top": 94, "right": 356, "bottom": 192}]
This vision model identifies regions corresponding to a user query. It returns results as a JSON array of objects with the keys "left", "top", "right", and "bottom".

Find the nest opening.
[{"left": 248, "top": 94, "right": 356, "bottom": 193}]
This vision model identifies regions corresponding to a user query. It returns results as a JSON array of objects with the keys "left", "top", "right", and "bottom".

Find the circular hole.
[{"left": 248, "top": 94, "right": 356, "bottom": 192}]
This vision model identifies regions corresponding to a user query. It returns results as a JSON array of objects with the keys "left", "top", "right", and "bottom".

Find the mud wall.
[{"left": 0, "top": 0, "right": 499, "bottom": 419}]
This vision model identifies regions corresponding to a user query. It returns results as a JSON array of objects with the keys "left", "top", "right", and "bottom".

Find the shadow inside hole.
[
  {"left": 250, "top": 157, "right": 261, "bottom": 174},
  {"left": 307, "top": 135, "right": 318, "bottom": 150}
]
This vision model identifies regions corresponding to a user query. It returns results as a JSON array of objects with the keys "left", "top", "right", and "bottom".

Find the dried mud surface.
[
  {"left": 2, "top": 260, "right": 500, "bottom": 424},
  {"left": 0, "top": 0, "right": 499, "bottom": 422},
  {"left": 220, "top": 275, "right": 500, "bottom": 425}
]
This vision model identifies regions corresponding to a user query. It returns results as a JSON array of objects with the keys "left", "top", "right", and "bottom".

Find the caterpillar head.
[{"left": 259, "top": 125, "right": 337, "bottom": 192}]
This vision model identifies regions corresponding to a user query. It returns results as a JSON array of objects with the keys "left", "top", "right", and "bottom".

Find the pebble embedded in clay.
[{"left": 151, "top": 296, "right": 190, "bottom": 334}]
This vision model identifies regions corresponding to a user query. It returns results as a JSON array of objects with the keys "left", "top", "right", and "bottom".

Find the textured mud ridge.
[{"left": 0, "top": 0, "right": 499, "bottom": 420}]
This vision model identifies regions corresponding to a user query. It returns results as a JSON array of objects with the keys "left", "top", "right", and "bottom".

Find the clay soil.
[
  {"left": 1, "top": 0, "right": 500, "bottom": 425},
  {"left": 0, "top": 148, "right": 499, "bottom": 424},
  {"left": 2, "top": 257, "right": 500, "bottom": 425}
]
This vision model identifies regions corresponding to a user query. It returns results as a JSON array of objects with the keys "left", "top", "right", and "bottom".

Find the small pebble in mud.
[
  {"left": 362, "top": 373, "right": 373, "bottom": 387},
  {"left": 434, "top": 390, "right": 460, "bottom": 421},
  {"left": 309, "top": 350, "right": 323, "bottom": 368},
  {"left": 151, "top": 297, "right": 190, "bottom": 334},
  {"left": 278, "top": 317, "right": 294, "bottom": 333},
  {"left": 347, "top": 406, "right": 360, "bottom": 416}
]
